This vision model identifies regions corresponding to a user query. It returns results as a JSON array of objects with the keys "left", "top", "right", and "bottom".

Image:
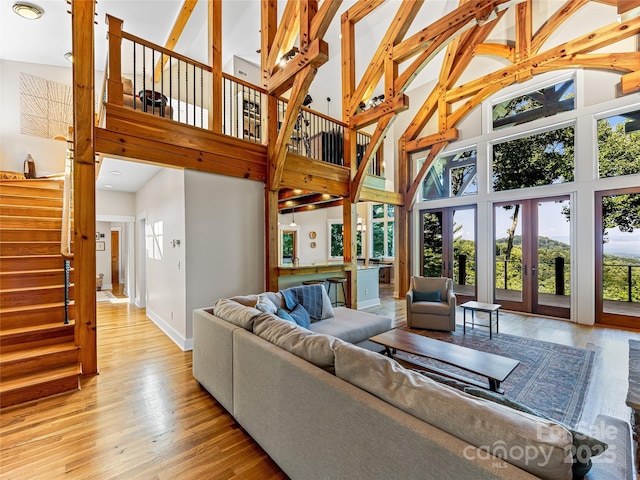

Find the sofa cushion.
[
  {"left": 121, "top": 76, "right": 134, "bottom": 95},
  {"left": 464, "top": 387, "right": 608, "bottom": 480},
  {"left": 230, "top": 294, "right": 259, "bottom": 307},
  {"left": 309, "top": 307, "right": 391, "bottom": 345},
  {"left": 256, "top": 294, "right": 278, "bottom": 314},
  {"left": 213, "top": 298, "right": 261, "bottom": 330},
  {"left": 411, "top": 301, "right": 451, "bottom": 314},
  {"left": 253, "top": 315, "right": 336, "bottom": 371},
  {"left": 333, "top": 342, "right": 573, "bottom": 480},
  {"left": 413, "top": 290, "right": 441, "bottom": 302}
]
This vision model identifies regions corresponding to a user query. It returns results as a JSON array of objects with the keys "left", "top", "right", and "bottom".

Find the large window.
[
  {"left": 492, "top": 125, "right": 574, "bottom": 192},
  {"left": 371, "top": 204, "right": 394, "bottom": 258},
  {"left": 421, "top": 148, "right": 478, "bottom": 201},
  {"left": 597, "top": 109, "right": 640, "bottom": 178},
  {"left": 328, "top": 221, "right": 363, "bottom": 259},
  {"left": 492, "top": 79, "right": 575, "bottom": 130}
]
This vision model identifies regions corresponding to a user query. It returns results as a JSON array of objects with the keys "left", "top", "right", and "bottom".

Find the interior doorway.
[
  {"left": 493, "top": 196, "right": 571, "bottom": 318},
  {"left": 420, "top": 206, "right": 477, "bottom": 302},
  {"left": 111, "top": 230, "right": 120, "bottom": 286}
]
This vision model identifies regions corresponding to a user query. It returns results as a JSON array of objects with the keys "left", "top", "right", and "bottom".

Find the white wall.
[
  {"left": 95, "top": 221, "right": 112, "bottom": 289},
  {"left": 184, "top": 169, "right": 265, "bottom": 342},
  {"left": 0, "top": 60, "right": 70, "bottom": 176},
  {"left": 96, "top": 189, "right": 135, "bottom": 217},
  {"left": 136, "top": 168, "right": 187, "bottom": 349}
]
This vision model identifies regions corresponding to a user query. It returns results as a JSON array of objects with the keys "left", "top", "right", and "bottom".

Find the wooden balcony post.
[
  {"left": 208, "top": 0, "right": 222, "bottom": 133},
  {"left": 72, "top": 0, "right": 97, "bottom": 375},
  {"left": 105, "top": 15, "right": 123, "bottom": 106},
  {"left": 343, "top": 199, "right": 357, "bottom": 309}
]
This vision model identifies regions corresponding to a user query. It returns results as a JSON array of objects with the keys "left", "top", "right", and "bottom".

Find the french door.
[
  {"left": 420, "top": 206, "right": 476, "bottom": 302},
  {"left": 493, "top": 196, "right": 571, "bottom": 318},
  {"left": 596, "top": 188, "right": 640, "bottom": 328}
]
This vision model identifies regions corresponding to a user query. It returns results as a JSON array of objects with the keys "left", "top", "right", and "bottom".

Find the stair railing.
[{"left": 61, "top": 133, "right": 74, "bottom": 325}]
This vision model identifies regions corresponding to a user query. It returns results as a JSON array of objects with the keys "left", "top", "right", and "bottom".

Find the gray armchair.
[{"left": 406, "top": 276, "right": 456, "bottom": 331}]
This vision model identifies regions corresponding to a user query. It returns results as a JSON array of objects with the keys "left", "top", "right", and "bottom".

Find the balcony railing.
[
  {"left": 603, "top": 263, "right": 640, "bottom": 302},
  {"left": 104, "top": 15, "right": 384, "bottom": 174}
]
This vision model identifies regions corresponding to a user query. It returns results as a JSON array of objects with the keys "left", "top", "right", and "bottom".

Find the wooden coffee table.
[{"left": 370, "top": 329, "right": 519, "bottom": 394}]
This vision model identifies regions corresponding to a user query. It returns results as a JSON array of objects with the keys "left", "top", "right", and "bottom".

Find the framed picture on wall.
[{"left": 96, "top": 241, "right": 105, "bottom": 251}]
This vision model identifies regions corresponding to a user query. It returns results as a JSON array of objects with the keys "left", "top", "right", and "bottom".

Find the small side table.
[{"left": 461, "top": 301, "right": 501, "bottom": 339}]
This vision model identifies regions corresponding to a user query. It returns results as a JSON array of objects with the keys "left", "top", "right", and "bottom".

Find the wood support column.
[
  {"left": 265, "top": 188, "right": 279, "bottom": 292},
  {"left": 208, "top": 0, "right": 222, "bottom": 132},
  {"left": 343, "top": 200, "right": 356, "bottom": 308},
  {"left": 397, "top": 138, "right": 411, "bottom": 297},
  {"left": 72, "top": 0, "right": 97, "bottom": 375}
]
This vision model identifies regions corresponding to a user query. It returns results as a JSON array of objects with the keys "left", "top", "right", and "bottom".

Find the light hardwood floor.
[{"left": 1, "top": 285, "right": 638, "bottom": 479}]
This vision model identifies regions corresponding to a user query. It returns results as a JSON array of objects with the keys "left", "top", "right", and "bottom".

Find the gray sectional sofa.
[{"left": 192, "top": 289, "right": 633, "bottom": 480}]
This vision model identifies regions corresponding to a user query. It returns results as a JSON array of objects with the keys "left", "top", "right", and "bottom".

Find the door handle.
[{"left": 531, "top": 266, "right": 536, "bottom": 276}]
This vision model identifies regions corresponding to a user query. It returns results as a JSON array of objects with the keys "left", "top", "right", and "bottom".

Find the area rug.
[
  {"left": 96, "top": 290, "right": 117, "bottom": 302},
  {"left": 396, "top": 327, "right": 596, "bottom": 427}
]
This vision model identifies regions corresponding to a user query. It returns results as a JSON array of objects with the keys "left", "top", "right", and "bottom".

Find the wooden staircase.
[{"left": 0, "top": 179, "right": 80, "bottom": 408}]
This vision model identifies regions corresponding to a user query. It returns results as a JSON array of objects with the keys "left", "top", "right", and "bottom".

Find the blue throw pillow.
[
  {"left": 276, "top": 308, "right": 296, "bottom": 323},
  {"left": 288, "top": 303, "right": 311, "bottom": 329},
  {"left": 413, "top": 290, "right": 441, "bottom": 302}
]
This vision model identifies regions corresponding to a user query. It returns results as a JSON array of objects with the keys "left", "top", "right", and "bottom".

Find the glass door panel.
[
  {"left": 452, "top": 208, "right": 476, "bottom": 298},
  {"left": 596, "top": 189, "right": 640, "bottom": 327},
  {"left": 494, "top": 202, "right": 524, "bottom": 306},
  {"left": 421, "top": 207, "right": 477, "bottom": 302},
  {"left": 535, "top": 198, "right": 571, "bottom": 317},
  {"left": 422, "top": 211, "right": 444, "bottom": 277}
]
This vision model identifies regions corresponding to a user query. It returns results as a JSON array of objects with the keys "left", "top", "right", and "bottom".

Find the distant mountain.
[{"left": 495, "top": 235, "right": 569, "bottom": 251}]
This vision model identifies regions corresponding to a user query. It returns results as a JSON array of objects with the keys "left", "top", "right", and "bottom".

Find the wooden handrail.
[
  {"left": 61, "top": 132, "right": 74, "bottom": 260},
  {"left": 121, "top": 30, "right": 212, "bottom": 73}
]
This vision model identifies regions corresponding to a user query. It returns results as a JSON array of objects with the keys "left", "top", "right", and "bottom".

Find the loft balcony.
[{"left": 97, "top": 15, "right": 385, "bottom": 210}]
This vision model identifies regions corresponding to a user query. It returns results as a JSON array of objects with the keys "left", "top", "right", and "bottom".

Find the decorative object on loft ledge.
[
  {"left": 23, "top": 154, "right": 36, "bottom": 179},
  {"left": 13, "top": 2, "right": 43, "bottom": 19},
  {"left": 279, "top": 46, "right": 299, "bottom": 67}
]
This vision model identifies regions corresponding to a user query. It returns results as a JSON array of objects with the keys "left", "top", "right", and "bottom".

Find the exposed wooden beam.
[
  {"left": 359, "top": 186, "right": 404, "bottom": 206},
  {"left": 153, "top": 0, "right": 197, "bottom": 81},
  {"left": 72, "top": 0, "right": 97, "bottom": 375},
  {"left": 542, "top": 52, "right": 640, "bottom": 73},
  {"left": 261, "top": 0, "right": 277, "bottom": 87},
  {"left": 404, "top": 128, "right": 459, "bottom": 154},
  {"left": 349, "top": 94, "right": 409, "bottom": 129},
  {"left": 299, "top": 0, "right": 318, "bottom": 50},
  {"left": 621, "top": 70, "right": 640, "bottom": 94},
  {"left": 405, "top": 142, "right": 447, "bottom": 211},
  {"left": 475, "top": 42, "right": 515, "bottom": 61},
  {"left": 279, "top": 192, "right": 339, "bottom": 209},
  {"left": 279, "top": 154, "right": 350, "bottom": 197},
  {"left": 266, "top": 39, "right": 328, "bottom": 96},
  {"left": 404, "top": 86, "right": 442, "bottom": 142},
  {"left": 269, "top": 65, "right": 317, "bottom": 191},
  {"left": 531, "top": 0, "right": 589, "bottom": 54},
  {"left": 348, "top": 0, "right": 424, "bottom": 116},
  {"left": 619, "top": 0, "right": 640, "bottom": 20},
  {"left": 351, "top": 113, "right": 395, "bottom": 203},
  {"left": 446, "top": 18, "right": 640, "bottom": 104},
  {"left": 341, "top": 9, "right": 356, "bottom": 120},
  {"left": 266, "top": 0, "right": 300, "bottom": 76},
  {"left": 310, "top": 0, "right": 342, "bottom": 40},
  {"left": 515, "top": 0, "right": 531, "bottom": 62},
  {"left": 342, "top": 0, "right": 386, "bottom": 24},
  {"left": 391, "top": 0, "right": 516, "bottom": 63}
]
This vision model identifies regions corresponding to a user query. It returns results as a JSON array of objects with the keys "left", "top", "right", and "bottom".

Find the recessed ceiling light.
[
  {"left": 13, "top": 2, "right": 43, "bottom": 20},
  {"left": 64, "top": 52, "right": 73, "bottom": 63},
  {"left": 109, "top": 170, "right": 121, "bottom": 175},
  {"left": 104, "top": 184, "right": 113, "bottom": 188}
]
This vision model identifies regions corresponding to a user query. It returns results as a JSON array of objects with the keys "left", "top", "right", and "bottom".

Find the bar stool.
[
  {"left": 327, "top": 277, "right": 347, "bottom": 307},
  {"left": 302, "top": 279, "right": 325, "bottom": 286}
]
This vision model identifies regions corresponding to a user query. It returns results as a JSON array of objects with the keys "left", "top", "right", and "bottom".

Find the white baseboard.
[
  {"left": 146, "top": 308, "right": 193, "bottom": 351},
  {"left": 357, "top": 298, "right": 381, "bottom": 310}
]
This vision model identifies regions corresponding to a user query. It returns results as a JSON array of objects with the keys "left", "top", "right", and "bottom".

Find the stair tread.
[
  {"left": 0, "top": 268, "right": 69, "bottom": 275},
  {"left": 1, "top": 284, "right": 69, "bottom": 293},
  {"left": 0, "top": 301, "right": 74, "bottom": 314},
  {"left": 0, "top": 364, "right": 80, "bottom": 392},
  {"left": 1, "top": 321, "right": 75, "bottom": 339},
  {"left": 1, "top": 341, "right": 78, "bottom": 363}
]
